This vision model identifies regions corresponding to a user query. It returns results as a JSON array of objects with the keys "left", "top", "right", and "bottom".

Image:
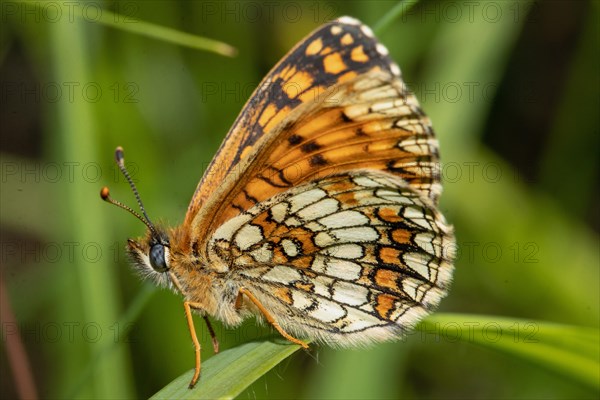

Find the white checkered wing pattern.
[{"left": 207, "top": 170, "right": 454, "bottom": 345}]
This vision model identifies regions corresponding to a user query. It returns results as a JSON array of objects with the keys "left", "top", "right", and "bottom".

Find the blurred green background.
[{"left": 1, "top": 0, "right": 598, "bottom": 399}]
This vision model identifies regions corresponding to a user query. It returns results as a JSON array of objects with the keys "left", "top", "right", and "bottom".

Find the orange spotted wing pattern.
[{"left": 185, "top": 16, "right": 440, "bottom": 231}]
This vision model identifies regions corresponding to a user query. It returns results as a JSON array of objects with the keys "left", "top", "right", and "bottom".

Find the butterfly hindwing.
[{"left": 206, "top": 170, "right": 454, "bottom": 345}]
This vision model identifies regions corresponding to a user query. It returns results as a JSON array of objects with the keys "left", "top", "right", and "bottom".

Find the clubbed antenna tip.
[{"left": 100, "top": 147, "right": 157, "bottom": 235}]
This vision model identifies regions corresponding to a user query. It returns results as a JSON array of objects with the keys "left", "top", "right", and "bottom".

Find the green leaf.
[
  {"left": 418, "top": 314, "right": 600, "bottom": 391},
  {"left": 151, "top": 339, "right": 305, "bottom": 400}
]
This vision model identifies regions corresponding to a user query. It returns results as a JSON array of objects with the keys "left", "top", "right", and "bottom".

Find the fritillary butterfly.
[{"left": 102, "top": 16, "right": 455, "bottom": 388}]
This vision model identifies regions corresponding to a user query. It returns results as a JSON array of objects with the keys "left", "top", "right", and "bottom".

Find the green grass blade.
[
  {"left": 373, "top": 0, "right": 420, "bottom": 35},
  {"left": 91, "top": 9, "right": 237, "bottom": 57},
  {"left": 419, "top": 314, "right": 600, "bottom": 390},
  {"left": 17, "top": 0, "right": 237, "bottom": 56},
  {"left": 151, "top": 339, "right": 305, "bottom": 400},
  {"left": 47, "top": 12, "right": 134, "bottom": 399},
  {"left": 152, "top": 314, "right": 599, "bottom": 398},
  {"left": 302, "top": 342, "right": 409, "bottom": 399},
  {"left": 66, "top": 285, "right": 157, "bottom": 398}
]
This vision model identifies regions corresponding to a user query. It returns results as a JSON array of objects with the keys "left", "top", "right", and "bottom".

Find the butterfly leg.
[
  {"left": 183, "top": 301, "right": 204, "bottom": 389},
  {"left": 236, "top": 287, "right": 309, "bottom": 349},
  {"left": 202, "top": 315, "right": 219, "bottom": 354}
]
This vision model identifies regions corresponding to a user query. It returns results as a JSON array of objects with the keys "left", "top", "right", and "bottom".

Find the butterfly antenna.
[
  {"left": 100, "top": 147, "right": 158, "bottom": 235},
  {"left": 100, "top": 187, "right": 157, "bottom": 235}
]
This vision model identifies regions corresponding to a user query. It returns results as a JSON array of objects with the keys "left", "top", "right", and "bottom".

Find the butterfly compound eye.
[{"left": 149, "top": 244, "right": 169, "bottom": 272}]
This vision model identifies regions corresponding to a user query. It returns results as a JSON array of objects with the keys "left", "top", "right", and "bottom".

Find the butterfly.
[{"left": 101, "top": 16, "right": 455, "bottom": 389}]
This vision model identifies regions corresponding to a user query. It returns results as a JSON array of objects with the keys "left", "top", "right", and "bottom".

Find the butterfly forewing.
[
  {"left": 213, "top": 72, "right": 441, "bottom": 225},
  {"left": 185, "top": 17, "right": 440, "bottom": 234},
  {"left": 206, "top": 170, "right": 454, "bottom": 345}
]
